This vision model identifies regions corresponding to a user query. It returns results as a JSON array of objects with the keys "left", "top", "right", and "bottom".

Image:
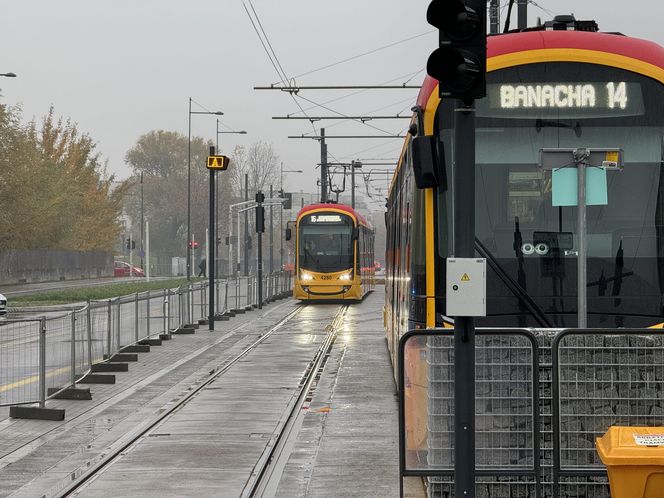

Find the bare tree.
[{"left": 230, "top": 141, "right": 279, "bottom": 199}]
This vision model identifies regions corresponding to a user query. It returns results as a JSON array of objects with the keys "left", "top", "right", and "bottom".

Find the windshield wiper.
[
  {"left": 475, "top": 237, "right": 553, "bottom": 328},
  {"left": 536, "top": 118, "right": 582, "bottom": 138}
]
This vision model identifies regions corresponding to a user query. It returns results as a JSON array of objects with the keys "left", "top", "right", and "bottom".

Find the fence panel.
[
  {"left": 43, "top": 313, "right": 74, "bottom": 397},
  {"left": 399, "top": 328, "right": 541, "bottom": 498},
  {"left": 0, "top": 319, "right": 41, "bottom": 407},
  {"left": 552, "top": 329, "right": 664, "bottom": 498}
]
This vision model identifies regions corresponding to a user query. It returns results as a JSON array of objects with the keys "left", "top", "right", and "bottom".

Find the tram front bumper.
[{"left": 295, "top": 283, "right": 361, "bottom": 300}]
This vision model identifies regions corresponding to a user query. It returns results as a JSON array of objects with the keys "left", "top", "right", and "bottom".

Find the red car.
[{"left": 114, "top": 261, "right": 145, "bottom": 277}]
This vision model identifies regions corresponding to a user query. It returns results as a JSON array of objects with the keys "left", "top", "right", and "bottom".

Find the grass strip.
[{"left": 11, "top": 278, "right": 204, "bottom": 306}]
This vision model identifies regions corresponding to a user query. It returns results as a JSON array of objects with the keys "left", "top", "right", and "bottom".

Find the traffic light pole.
[
  {"left": 208, "top": 147, "right": 216, "bottom": 331},
  {"left": 453, "top": 100, "right": 476, "bottom": 497},
  {"left": 255, "top": 191, "right": 264, "bottom": 309}
]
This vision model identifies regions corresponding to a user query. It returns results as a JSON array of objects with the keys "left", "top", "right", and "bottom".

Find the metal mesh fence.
[
  {"left": 43, "top": 313, "right": 73, "bottom": 398},
  {"left": 0, "top": 319, "right": 41, "bottom": 407},
  {"left": 89, "top": 301, "right": 110, "bottom": 365},
  {"left": 0, "top": 276, "right": 287, "bottom": 411}
]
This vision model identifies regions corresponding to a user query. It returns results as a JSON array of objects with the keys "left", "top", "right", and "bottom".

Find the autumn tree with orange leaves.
[{"left": 0, "top": 104, "right": 126, "bottom": 251}]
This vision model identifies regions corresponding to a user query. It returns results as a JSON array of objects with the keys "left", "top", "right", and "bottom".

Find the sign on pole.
[{"left": 207, "top": 155, "right": 230, "bottom": 171}]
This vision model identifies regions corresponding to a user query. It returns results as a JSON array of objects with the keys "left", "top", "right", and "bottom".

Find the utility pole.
[
  {"left": 244, "top": 173, "right": 249, "bottom": 276},
  {"left": 490, "top": 0, "right": 500, "bottom": 34},
  {"left": 320, "top": 128, "right": 328, "bottom": 203},
  {"left": 351, "top": 162, "right": 356, "bottom": 209},
  {"left": 518, "top": 0, "right": 527, "bottom": 29}
]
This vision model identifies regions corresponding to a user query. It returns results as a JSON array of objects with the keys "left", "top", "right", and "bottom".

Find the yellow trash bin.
[{"left": 596, "top": 426, "right": 664, "bottom": 498}]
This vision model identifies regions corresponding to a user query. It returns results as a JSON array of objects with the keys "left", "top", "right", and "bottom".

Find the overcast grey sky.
[{"left": 2, "top": 0, "right": 663, "bottom": 201}]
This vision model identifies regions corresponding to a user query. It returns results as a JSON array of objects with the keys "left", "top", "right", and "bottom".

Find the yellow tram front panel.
[{"left": 293, "top": 268, "right": 363, "bottom": 300}]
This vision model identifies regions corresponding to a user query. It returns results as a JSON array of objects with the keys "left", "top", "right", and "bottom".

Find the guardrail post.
[
  {"left": 235, "top": 276, "right": 240, "bottom": 311},
  {"left": 106, "top": 300, "right": 112, "bottom": 359},
  {"left": 39, "top": 317, "right": 46, "bottom": 409},
  {"left": 146, "top": 290, "right": 151, "bottom": 339},
  {"left": 134, "top": 292, "right": 139, "bottom": 343},
  {"left": 87, "top": 302, "right": 93, "bottom": 370},
  {"left": 201, "top": 284, "right": 206, "bottom": 320},
  {"left": 70, "top": 312, "right": 76, "bottom": 387},
  {"left": 178, "top": 288, "right": 183, "bottom": 328},
  {"left": 162, "top": 289, "right": 169, "bottom": 334},
  {"left": 116, "top": 299, "right": 121, "bottom": 353}
]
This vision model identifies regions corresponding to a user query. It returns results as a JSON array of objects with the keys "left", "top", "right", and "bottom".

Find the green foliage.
[
  {"left": 0, "top": 105, "right": 125, "bottom": 251},
  {"left": 11, "top": 277, "right": 200, "bottom": 305}
]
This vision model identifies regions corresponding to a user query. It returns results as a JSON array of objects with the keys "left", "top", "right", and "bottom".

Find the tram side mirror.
[
  {"left": 352, "top": 227, "right": 360, "bottom": 241},
  {"left": 412, "top": 135, "right": 443, "bottom": 189},
  {"left": 285, "top": 228, "right": 292, "bottom": 241}
]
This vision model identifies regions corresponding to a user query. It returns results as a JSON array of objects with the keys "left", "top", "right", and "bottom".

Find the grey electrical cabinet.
[{"left": 446, "top": 258, "right": 487, "bottom": 317}]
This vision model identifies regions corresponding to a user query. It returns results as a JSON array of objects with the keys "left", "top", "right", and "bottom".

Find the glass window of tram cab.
[
  {"left": 298, "top": 212, "right": 354, "bottom": 275},
  {"left": 435, "top": 61, "right": 664, "bottom": 328}
]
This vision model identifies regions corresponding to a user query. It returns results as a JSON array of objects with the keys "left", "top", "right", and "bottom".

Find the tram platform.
[{"left": 0, "top": 288, "right": 421, "bottom": 497}]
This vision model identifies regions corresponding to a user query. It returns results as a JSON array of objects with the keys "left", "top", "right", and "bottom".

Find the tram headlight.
[
  {"left": 301, "top": 272, "right": 313, "bottom": 281},
  {"left": 338, "top": 272, "right": 353, "bottom": 281}
]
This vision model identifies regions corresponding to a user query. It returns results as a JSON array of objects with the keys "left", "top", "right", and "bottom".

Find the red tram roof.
[
  {"left": 416, "top": 30, "right": 664, "bottom": 109},
  {"left": 297, "top": 203, "right": 372, "bottom": 229}
]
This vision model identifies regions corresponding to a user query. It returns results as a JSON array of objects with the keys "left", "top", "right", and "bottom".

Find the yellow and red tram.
[
  {"left": 386, "top": 18, "right": 664, "bottom": 360},
  {"left": 293, "top": 203, "right": 375, "bottom": 301}
]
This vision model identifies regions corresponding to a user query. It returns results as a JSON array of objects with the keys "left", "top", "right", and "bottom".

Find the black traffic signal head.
[
  {"left": 426, "top": 0, "right": 487, "bottom": 100},
  {"left": 255, "top": 191, "right": 265, "bottom": 204},
  {"left": 255, "top": 205, "right": 265, "bottom": 233}
]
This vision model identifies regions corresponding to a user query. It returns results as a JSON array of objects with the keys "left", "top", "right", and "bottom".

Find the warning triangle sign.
[{"left": 461, "top": 273, "right": 470, "bottom": 282}]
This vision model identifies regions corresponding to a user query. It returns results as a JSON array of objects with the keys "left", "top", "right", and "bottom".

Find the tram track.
[
  {"left": 242, "top": 304, "right": 349, "bottom": 498},
  {"left": 55, "top": 303, "right": 348, "bottom": 498},
  {"left": 56, "top": 304, "right": 307, "bottom": 498}
]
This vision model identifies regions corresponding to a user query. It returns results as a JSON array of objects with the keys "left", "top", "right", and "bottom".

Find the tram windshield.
[
  {"left": 437, "top": 62, "right": 664, "bottom": 325},
  {"left": 298, "top": 212, "right": 354, "bottom": 273}
]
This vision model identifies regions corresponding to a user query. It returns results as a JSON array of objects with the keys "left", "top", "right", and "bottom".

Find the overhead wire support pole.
[
  {"left": 518, "top": 0, "right": 528, "bottom": 29},
  {"left": 490, "top": 0, "right": 500, "bottom": 34},
  {"left": 320, "top": 128, "right": 328, "bottom": 203}
]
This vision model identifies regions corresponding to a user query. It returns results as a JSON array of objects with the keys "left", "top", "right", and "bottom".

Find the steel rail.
[
  {"left": 243, "top": 305, "right": 349, "bottom": 498},
  {"left": 56, "top": 304, "right": 306, "bottom": 498}
]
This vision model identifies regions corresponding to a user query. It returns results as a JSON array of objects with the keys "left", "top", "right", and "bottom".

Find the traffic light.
[
  {"left": 255, "top": 191, "right": 265, "bottom": 204},
  {"left": 255, "top": 205, "right": 265, "bottom": 233},
  {"left": 188, "top": 241, "right": 199, "bottom": 249},
  {"left": 283, "top": 192, "right": 292, "bottom": 210},
  {"left": 426, "top": 0, "right": 487, "bottom": 100},
  {"left": 126, "top": 238, "right": 136, "bottom": 250}
]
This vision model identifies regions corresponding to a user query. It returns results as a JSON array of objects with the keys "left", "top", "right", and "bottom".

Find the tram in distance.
[
  {"left": 385, "top": 16, "right": 664, "bottom": 360},
  {"left": 292, "top": 203, "right": 375, "bottom": 301}
]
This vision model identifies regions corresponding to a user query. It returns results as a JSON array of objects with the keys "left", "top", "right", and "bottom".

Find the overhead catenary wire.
[
  {"left": 292, "top": 69, "right": 423, "bottom": 116},
  {"left": 271, "top": 30, "right": 436, "bottom": 86},
  {"left": 241, "top": 0, "right": 317, "bottom": 135}
]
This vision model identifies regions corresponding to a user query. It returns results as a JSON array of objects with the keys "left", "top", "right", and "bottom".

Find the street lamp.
[
  {"left": 187, "top": 98, "right": 223, "bottom": 280},
  {"left": 214, "top": 120, "right": 247, "bottom": 277},
  {"left": 0, "top": 73, "right": 16, "bottom": 77},
  {"left": 279, "top": 163, "right": 303, "bottom": 269}
]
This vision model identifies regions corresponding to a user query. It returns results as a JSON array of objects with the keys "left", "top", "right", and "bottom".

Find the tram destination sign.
[
  {"left": 484, "top": 81, "right": 645, "bottom": 118},
  {"left": 307, "top": 214, "right": 343, "bottom": 223}
]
